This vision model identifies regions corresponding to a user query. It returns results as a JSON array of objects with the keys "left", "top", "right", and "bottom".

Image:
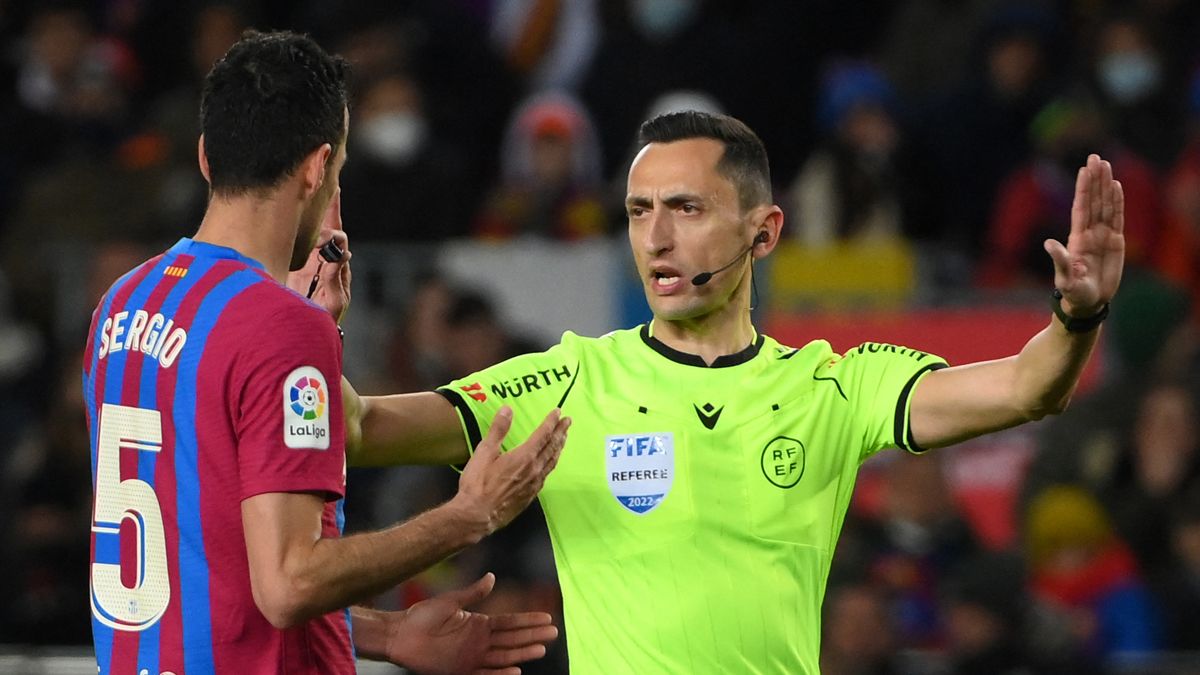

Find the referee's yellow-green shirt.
[{"left": 439, "top": 325, "right": 946, "bottom": 674}]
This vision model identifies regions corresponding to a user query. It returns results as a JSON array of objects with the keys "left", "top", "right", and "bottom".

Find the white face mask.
[
  {"left": 356, "top": 112, "right": 428, "bottom": 166},
  {"left": 1098, "top": 51, "right": 1161, "bottom": 104},
  {"left": 629, "top": 0, "right": 698, "bottom": 40}
]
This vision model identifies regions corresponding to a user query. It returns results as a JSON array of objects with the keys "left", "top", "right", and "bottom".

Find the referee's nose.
[{"left": 643, "top": 205, "right": 675, "bottom": 256}]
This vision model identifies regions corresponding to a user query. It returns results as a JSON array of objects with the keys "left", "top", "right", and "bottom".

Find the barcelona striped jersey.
[{"left": 84, "top": 238, "right": 351, "bottom": 674}]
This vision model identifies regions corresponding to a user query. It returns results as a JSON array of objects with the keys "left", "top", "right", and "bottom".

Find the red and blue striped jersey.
[{"left": 83, "top": 238, "right": 353, "bottom": 675}]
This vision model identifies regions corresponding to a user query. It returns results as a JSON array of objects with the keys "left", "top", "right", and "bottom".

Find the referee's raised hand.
[
  {"left": 1044, "top": 153, "right": 1125, "bottom": 317},
  {"left": 455, "top": 406, "right": 570, "bottom": 535}
]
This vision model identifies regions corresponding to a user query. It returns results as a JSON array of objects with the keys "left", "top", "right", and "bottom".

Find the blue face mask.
[
  {"left": 1098, "top": 51, "right": 1161, "bottom": 104},
  {"left": 629, "top": 0, "right": 698, "bottom": 40}
]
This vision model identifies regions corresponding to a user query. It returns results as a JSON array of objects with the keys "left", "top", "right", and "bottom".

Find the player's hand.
[
  {"left": 286, "top": 188, "right": 353, "bottom": 322},
  {"left": 383, "top": 573, "right": 558, "bottom": 675},
  {"left": 1044, "top": 153, "right": 1125, "bottom": 317},
  {"left": 455, "top": 407, "right": 569, "bottom": 534}
]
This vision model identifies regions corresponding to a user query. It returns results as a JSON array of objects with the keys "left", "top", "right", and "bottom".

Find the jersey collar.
[
  {"left": 169, "top": 238, "right": 266, "bottom": 271},
  {"left": 639, "top": 323, "right": 764, "bottom": 368}
]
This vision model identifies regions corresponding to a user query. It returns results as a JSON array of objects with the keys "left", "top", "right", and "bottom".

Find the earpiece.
[{"left": 754, "top": 231, "right": 769, "bottom": 246}]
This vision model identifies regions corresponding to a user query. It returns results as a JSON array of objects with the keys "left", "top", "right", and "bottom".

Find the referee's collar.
[{"left": 639, "top": 323, "right": 763, "bottom": 368}]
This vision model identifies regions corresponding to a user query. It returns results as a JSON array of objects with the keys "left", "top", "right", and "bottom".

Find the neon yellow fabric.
[{"left": 440, "top": 326, "right": 946, "bottom": 674}]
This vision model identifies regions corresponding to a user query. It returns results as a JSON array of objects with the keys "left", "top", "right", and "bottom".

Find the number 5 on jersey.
[{"left": 90, "top": 403, "right": 170, "bottom": 631}]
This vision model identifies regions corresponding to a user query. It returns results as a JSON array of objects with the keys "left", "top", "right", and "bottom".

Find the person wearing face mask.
[
  {"left": 979, "top": 94, "right": 1164, "bottom": 288},
  {"left": 339, "top": 72, "right": 474, "bottom": 241},
  {"left": 1089, "top": 15, "right": 1183, "bottom": 168}
]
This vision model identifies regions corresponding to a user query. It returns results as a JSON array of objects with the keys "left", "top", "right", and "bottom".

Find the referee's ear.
[{"left": 750, "top": 205, "right": 784, "bottom": 260}]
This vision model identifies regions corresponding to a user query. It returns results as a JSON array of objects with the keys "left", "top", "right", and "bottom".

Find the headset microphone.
[{"left": 690, "top": 231, "right": 769, "bottom": 286}]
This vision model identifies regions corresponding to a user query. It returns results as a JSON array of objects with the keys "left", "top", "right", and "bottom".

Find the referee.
[{"left": 329, "top": 112, "right": 1123, "bottom": 674}]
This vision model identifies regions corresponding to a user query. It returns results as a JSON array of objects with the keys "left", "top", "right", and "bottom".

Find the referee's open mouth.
[{"left": 649, "top": 264, "right": 684, "bottom": 294}]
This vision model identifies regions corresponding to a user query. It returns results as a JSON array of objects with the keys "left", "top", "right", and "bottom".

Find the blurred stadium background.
[{"left": 2, "top": 0, "right": 1200, "bottom": 673}]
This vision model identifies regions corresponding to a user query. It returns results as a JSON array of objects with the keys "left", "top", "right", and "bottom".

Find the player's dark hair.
[
  {"left": 636, "top": 111, "right": 772, "bottom": 212},
  {"left": 200, "top": 30, "right": 349, "bottom": 196}
]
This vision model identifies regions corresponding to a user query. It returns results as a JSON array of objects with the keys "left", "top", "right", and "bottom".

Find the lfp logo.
[
  {"left": 290, "top": 375, "right": 326, "bottom": 420},
  {"left": 283, "top": 366, "right": 330, "bottom": 450}
]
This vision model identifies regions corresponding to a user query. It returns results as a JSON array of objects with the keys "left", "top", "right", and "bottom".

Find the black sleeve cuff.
[
  {"left": 435, "top": 387, "right": 483, "bottom": 452},
  {"left": 893, "top": 362, "right": 948, "bottom": 453}
]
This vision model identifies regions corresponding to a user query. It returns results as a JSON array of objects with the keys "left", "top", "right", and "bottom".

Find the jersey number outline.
[{"left": 90, "top": 403, "right": 170, "bottom": 631}]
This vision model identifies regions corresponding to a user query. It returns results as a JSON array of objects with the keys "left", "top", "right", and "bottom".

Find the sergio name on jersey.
[{"left": 439, "top": 324, "right": 946, "bottom": 675}]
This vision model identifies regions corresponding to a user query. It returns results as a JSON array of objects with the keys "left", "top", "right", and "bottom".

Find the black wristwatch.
[{"left": 1051, "top": 289, "right": 1109, "bottom": 333}]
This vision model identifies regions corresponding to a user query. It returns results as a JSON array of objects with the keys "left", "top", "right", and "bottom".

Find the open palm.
[{"left": 1043, "top": 154, "right": 1126, "bottom": 316}]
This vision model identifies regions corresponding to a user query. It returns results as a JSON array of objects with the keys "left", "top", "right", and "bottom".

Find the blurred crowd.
[{"left": 2, "top": 0, "right": 1200, "bottom": 672}]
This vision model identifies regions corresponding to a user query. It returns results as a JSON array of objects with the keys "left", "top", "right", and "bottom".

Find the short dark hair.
[
  {"left": 636, "top": 111, "right": 772, "bottom": 212},
  {"left": 200, "top": 30, "right": 349, "bottom": 195}
]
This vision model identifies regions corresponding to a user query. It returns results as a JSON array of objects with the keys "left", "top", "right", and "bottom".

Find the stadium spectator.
[
  {"left": 978, "top": 94, "right": 1162, "bottom": 287},
  {"left": 473, "top": 91, "right": 607, "bottom": 240},
  {"left": 0, "top": 351, "right": 90, "bottom": 646},
  {"left": 1160, "top": 67, "right": 1200, "bottom": 312},
  {"left": 1149, "top": 487, "right": 1200, "bottom": 651},
  {"left": 879, "top": 0, "right": 1001, "bottom": 105},
  {"left": 340, "top": 71, "right": 475, "bottom": 241},
  {"left": 820, "top": 583, "right": 903, "bottom": 675},
  {"left": 1084, "top": 13, "right": 1183, "bottom": 168},
  {"left": 923, "top": 5, "right": 1058, "bottom": 261},
  {"left": 488, "top": 0, "right": 600, "bottom": 93},
  {"left": 786, "top": 61, "right": 940, "bottom": 246},
  {"left": 864, "top": 453, "right": 980, "bottom": 647},
  {"left": 146, "top": 3, "right": 249, "bottom": 232},
  {"left": 1026, "top": 485, "right": 1161, "bottom": 660},
  {"left": 1102, "top": 381, "right": 1200, "bottom": 576},
  {"left": 939, "top": 553, "right": 1042, "bottom": 675}
]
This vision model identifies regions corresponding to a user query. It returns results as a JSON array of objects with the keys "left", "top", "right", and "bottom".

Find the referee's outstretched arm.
[{"left": 909, "top": 154, "right": 1124, "bottom": 449}]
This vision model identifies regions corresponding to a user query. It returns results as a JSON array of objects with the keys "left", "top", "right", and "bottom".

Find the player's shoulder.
[
  {"left": 95, "top": 254, "right": 167, "bottom": 311},
  {"left": 567, "top": 325, "right": 639, "bottom": 350},
  {"left": 558, "top": 325, "right": 646, "bottom": 366},
  {"left": 759, "top": 334, "right": 839, "bottom": 370},
  {"left": 215, "top": 277, "right": 340, "bottom": 350},
  {"left": 226, "top": 277, "right": 329, "bottom": 322},
  {"left": 839, "top": 341, "right": 941, "bottom": 366}
]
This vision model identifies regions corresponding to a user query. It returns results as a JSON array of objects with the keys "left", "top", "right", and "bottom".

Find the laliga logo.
[
  {"left": 290, "top": 376, "right": 326, "bottom": 420},
  {"left": 283, "top": 366, "right": 330, "bottom": 449}
]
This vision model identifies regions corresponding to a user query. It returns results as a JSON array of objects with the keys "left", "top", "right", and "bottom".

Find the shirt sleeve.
[
  {"left": 821, "top": 342, "right": 948, "bottom": 458},
  {"left": 231, "top": 303, "right": 346, "bottom": 501},
  {"left": 438, "top": 339, "right": 579, "bottom": 456}
]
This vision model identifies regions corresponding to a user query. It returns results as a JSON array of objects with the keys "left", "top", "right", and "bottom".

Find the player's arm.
[
  {"left": 341, "top": 380, "right": 470, "bottom": 466},
  {"left": 909, "top": 154, "right": 1124, "bottom": 449},
  {"left": 242, "top": 406, "right": 569, "bottom": 629},
  {"left": 349, "top": 574, "right": 558, "bottom": 675},
  {"left": 342, "top": 345, "right": 579, "bottom": 468}
]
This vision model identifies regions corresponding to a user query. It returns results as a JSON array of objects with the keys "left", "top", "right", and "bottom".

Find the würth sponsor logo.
[
  {"left": 490, "top": 365, "right": 571, "bottom": 399},
  {"left": 856, "top": 343, "right": 930, "bottom": 360}
]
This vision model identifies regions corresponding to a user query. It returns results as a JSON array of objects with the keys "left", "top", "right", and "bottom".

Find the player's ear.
[
  {"left": 751, "top": 205, "right": 783, "bottom": 259},
  {"left": 299, "top": 143, "right": 333, "bottom": 200},
  {"left": 197, "top": 135, "right": 211, "bottom": 185}
]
